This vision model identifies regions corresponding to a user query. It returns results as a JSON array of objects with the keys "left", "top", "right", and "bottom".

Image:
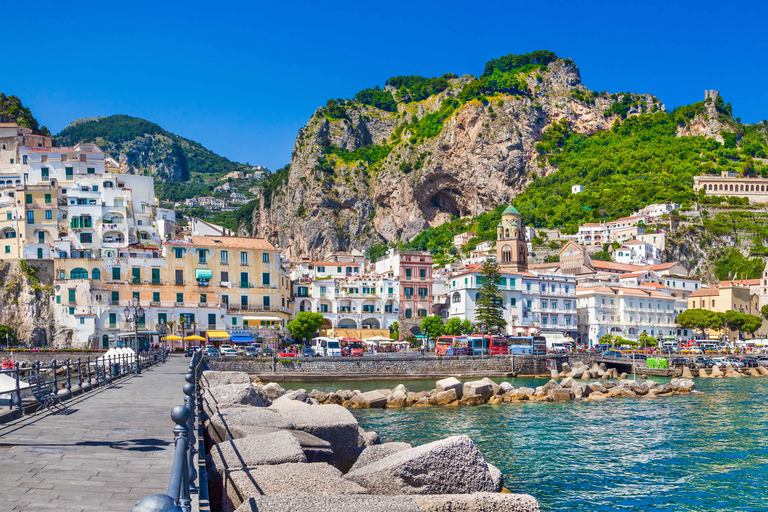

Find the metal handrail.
[
  {"left": 1, "top": 349, "right": 165, "bottom": 414},
  {"left": 133, "top": 350, "right": 205, "bottom": 512}
]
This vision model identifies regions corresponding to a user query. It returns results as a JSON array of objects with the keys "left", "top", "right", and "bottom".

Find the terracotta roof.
[
  {"left": 647, "top": 262, "right": 681, "bottom": 270},
  {"left": 622, "top": 240, "right": 646, "bottom": 245},
  {"left": 590, "top": 260, "right": 645, "bottom": 272},
  {"left": 719, "top": 279, "right": 760, "bottom": 287},
  {"left": 688, "top": 288, "right": 720, "bottom": 298},
  {"left": 0, "top": 123, "right": 20, "bottom": 128},
  {"left": 620, "top": 272, "right": 647, "bottom": 278},
  {"left": 528, "top": 262, "right": 561, "bottom": 270},
  {"left": 169, "top": 235, "right": 276, "bottom": 250},
  {"left": 580, "top": 223, "right": 603, "bottom": 227},
  {"left": 641, "top": 283, "right": 673, "bottom": 290}
]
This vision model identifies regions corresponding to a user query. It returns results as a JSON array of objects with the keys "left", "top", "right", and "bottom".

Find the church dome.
[{"left": 502, "top": 205, "right": 520, "bottom": 216}]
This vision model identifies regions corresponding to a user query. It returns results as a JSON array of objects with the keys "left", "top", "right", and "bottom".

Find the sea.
[{"left": 287, "top": 377, "right": 768, "bottom": 512}]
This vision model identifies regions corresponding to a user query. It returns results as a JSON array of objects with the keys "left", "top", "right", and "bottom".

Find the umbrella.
[
  {"left": 163, "top": 335, "right": 183, "bottom": 341},
  {"left": 363, "top": 336, "right": 392, "bottom": 342},
  {"left": 184, "top": 335, "right": 206, "bottom": 341}
]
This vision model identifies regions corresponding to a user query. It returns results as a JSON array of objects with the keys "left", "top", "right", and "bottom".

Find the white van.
[
  {"left": 326, "top": 339, "right": 342, "bottom": 357},
  {"left": 311, "top": 337, "right": 339, "bottom": 357}
]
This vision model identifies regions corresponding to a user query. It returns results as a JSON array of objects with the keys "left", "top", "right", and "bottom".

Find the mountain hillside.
[
  {"left": 252, "top": 51, "right": 665, "bottom": 259},
  {"left": 0, "top": 94, "right": 50, "bottom": 135},
  {"left": 56, "top": 115, "right": 253, "bottom": 200}
]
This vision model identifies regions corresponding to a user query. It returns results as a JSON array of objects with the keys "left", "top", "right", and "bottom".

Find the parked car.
[
  {"left": 244, "top": 346, "right": 258, "bottom": 357},
  {"left": 221, "top": 348, "right": 238, "bottom": 357},
  {"left": 349, "top": 341, "right": 364, "bottom": 357},
  {"left": 279, "top": 349, "right": 296, "bottom": 358},
  {"left": 757, "top": 357, "right": 768, "bottom": 367},
  {"left": 603, "top": 350, "right": 623, "bottom": 358},
  {"left": 203, "top": 347, "right": 219, "bottom": 358},
  {"left": 669, "top": 357, "right": 691, "bottom": 367},
  {"left": 184, "top": 346, "right": 198, "bottom": 357},
  {"left": 303, "top": 347, "right": 315, "bottom": 357},
  {"left": 262, "top": 348, "right": 274, "bottom": 357}
]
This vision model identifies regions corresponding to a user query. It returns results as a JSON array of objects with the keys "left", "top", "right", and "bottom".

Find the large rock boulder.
[
  {"left": 486, "top": 463, "right": 503, "bottom": 492},
  {"left": 262, "top": 382, "right": 286, "bottom": 401},
  {"left": 710, "top": 365, "right": 724, "bottom": 378},
  {"left": 461, "top": 381, "right": 494, "bottom": 405},
  {"left": 681, "top": 366, "right": 694, "bottom": 379},
  {"left": 208, "top": 430, "right": 307, "bottom": 509},
  {"left": 206, "top": 407, "right": 293, "bottom": 444},
  {"left": 392, "top": 384, "right": 409, "bottom": 395},
  {"left": 348, "top": 390, "right": 389, "bottom": 409},
  {"left": 203, "top": 384, "right": 265, "bottom": 417},
  {"left": 412, "top": 493, "right": 541, "bottom": 512},
  {"left": 350, "top": 442, "right": 413, "bottom": 472},
  {"left": 759, "top": 366, "right": 768, "bottom": 376},
  {"left": 548, "top": 389, "right": 572, "bottom": 402},
  {"left": 358, "top": 427, "right": 381, "bottom": 448},
  {"left": 387, "top": 390, "right": 409, "bottom": 408},
  {"left": 220, "top": 463, "right": 367, "bottom": 512},
  {"left": 434, "top": 389, "right": 458, "bottom": 405},
  {"left": 436, "top": 377, "right": 463, "bottom": 399},
  {"left": 235, "top": 495, "right": 420, "bottom": 512},
  {"left": 270, "top": 400, "right": 360, "bottom": 472},
  {"left": 269, "top": 388, "right": 314, "bottom": 408},
  {"left": 345, "top": 435, "right": 498, "bottom": 495},
  {"left": 201, "top": 371, "right": 251, "bottom": 388},
  {"left": 499, "top": 382, "right": 514, "bottom": 394},
  {"left": 481, "top": 377, "right": 501, "bottom": 396}
]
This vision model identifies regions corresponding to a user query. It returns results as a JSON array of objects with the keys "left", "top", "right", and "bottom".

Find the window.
[
  {"left": 199, "top": 250, "right": 207, "bottom": 264},
  {"left": 22, "top": 155, "right": 27, "bottom": 164},
  {"left": 419, "top": 268, "right": 426, "bottom": 279},
  {"left": 222, "top": 295, "right": 229, "bottom": 305},
  {"left": 405, "top": 309, "right": 412, "bottom": 318},
  {"left": 232, "top": 317, "right": 237, "bottom": 326},
  {"left": 262, "top": 272, "right": 270, "bottom": 286},
  {"left": 418, "top": 287, "right": 428, "bottom": 297},
  {"left": 65, "top": 167, "right": 73, "bottom": 179},
  {"left": 80, "top": 317, "right": 85, "bottom": 325},
  {"left": 68, "top": 289, "right": 75, "bottom": 302},
  {"left": 112, "top": 267, "right": 121, "bottom": 280},
  {"left": 221, "top": 250, "right": 228, "bottom": 264},
  {"left": 3, "top": 246, "right": 8, "bottom": 254},
  {"left": 336, "top": 267, "right": 341, "bottom": 273},
  {"left": 26, "top": 194, "right": 32, "bottom": 204},
  {"left": 565, "top": 285, "right": 569, "bottom": 294},
  {"left": 80, "top": 233, "right": 92, "bottom": 243},
  {"left": 241, "top": 252, "right": 248, "bottom": 265},
  {"left": 132, "top": 291, "right": 139, "bottom": 302},
  {"left": 404, "top": 287, "right": 413, "bottom": 298},
  {"left": 151, "top": 268, "right": 160, "bottom": 284},
  {"left": 262, "top": 252, "right": 269, "bottom": 263},
  {"left": 406, "top": 269, "right": 412, "bottom": 279},
  {"left": 418, "top": 309, "right": 427, "bottom": 317},
  {"left": 27, "top": 211, "right": 34, "bottom": 224},
  {"left": 174, "top": 248, "right": 184, "bottom": 258},
  {"left": 153, "top": 292, "right": 160, "bottom": 302},
  {"left": 208, "top": 313, "right": 216, "bottom": 327},
  {"left": 69, "top": 307, "right": 74, "bottom": 315},
  {"left": 320, "top": 286, "right": 326, "bottom": 294},
  {"left": 45, "top": 210, "right": 52, "bottom": 220},
  {"left": 6, "top": 213, "right": 10, "bottom": 221},
  {"left": 200, "top": 294, "right": 207, "bottom": 303},
  {"left": 92, "top": 269, "right": 101, "bottom": 280},
  {"left": 526, "top": 300, "right": 532, "bottom": 309},
  {"left": 542, "top": 316, "right": 548, "bottom": 325},
  {"left": 240, "top": 295, "right": 248, "bottom": 307},
  {"left": 263, "top": 296, "right": 270, "bottom": 307},
  {"left": 44, "top": 193, "right": 51, "bottom": 204},
  {"left": 298, "top": 286, "right": 309, "bottom": 297},
  {"left": 526, "top": 283, "right": 531, "bottom": 292},
  {"left": 109, "top": 313, "right": 116, "bottom": 328},
  {"left": 131, "top": 267, "right": 141, "bottom": 284},
  {"left": 240, "top": 272, "right": 249, "bottom": 287},
  {"left": 551, "top": 285, "right": 556, "bottom": 292},
  {"left": 317, "top": 266, "right": 325, "bottom": 273},
  {"left": 551, "top": 300, "right": 557, "bottom": 309},
  {"left": 565, "top": 301, "right": 571, "bottom": 311},
  {"left": 388, "top": 287, "right": 393, "bottom": 295},
  {"left": 175, "top": 269, "right": 183, "bottom": 286},
  {"left": 542, "top": 300, "right": 547, "bottom": 309},
  {"left": 320, "top": 303, "right": 329, "bottom": 313},
  {"left": 111, "top": 291, "right": 119, "bottom": 305},
  {"left": 176, "top": 293, "right": 183, "bottom": 303},
  {"left": 511, "top": 298, "right": 516, "bottom": 307},
  {"left": 452, "top": 292, "right": 461, "bottom": 303},
  {"left": 87, "top": 167, "right": 95, "bottom": 174},
  {"left": 221, "top": 271, "right": 229, "bottom": 283}
]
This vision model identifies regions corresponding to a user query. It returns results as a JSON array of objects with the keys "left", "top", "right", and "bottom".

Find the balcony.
[
  {"left": 239, "top": 282, "right": 251, "bottom": 289},
  {"left": 150, "top": 301, "right": 161, "bottom": 307},
  {"left": 175, "top": 280, "right": 184, "bottom": 286}
]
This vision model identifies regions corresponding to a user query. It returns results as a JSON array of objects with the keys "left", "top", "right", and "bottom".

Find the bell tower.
[{"left": 496, "top": 205, "right": 528, "bottom": 272}]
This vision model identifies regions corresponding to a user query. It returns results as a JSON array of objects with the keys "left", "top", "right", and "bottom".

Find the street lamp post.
[
  {"left": 124, "top": 299, "right": 145, "bottom": 375},
  {"left": 156, "top": 321, "right": 168, "bottom": 362}
]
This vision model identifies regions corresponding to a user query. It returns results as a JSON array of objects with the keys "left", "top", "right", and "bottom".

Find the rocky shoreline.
[{"left": 201, "top": 370, "right": 540, "bottom": 512}]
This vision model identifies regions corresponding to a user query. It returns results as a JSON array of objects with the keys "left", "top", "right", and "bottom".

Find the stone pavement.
[{"left": 0, "top": 355, "right": 192, "bottom": 511}]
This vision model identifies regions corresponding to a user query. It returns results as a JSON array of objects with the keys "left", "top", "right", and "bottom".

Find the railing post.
[
  {"left": 167, "top": 405, "right": 191, "bottom": 512},
  {"left": 77, "top": 356, "right": 82, "bottom": 391},
  {"left": 11, "top": 362, "right": 22, "bottom": 411},
  {"left": 52, "top": 359, "right": 58, "bottom": 393},
  {"left": 65, "top": 358, "right": 72, "bottom": 395},
  {"left": 86, "top": 356, "right": 92, "bottom": 386},
  {"left": 184, "top": 375, "right": 197, "bottom": 487},
  {"left": 136, "top": 347, "right": 141, "bottom": 375}
]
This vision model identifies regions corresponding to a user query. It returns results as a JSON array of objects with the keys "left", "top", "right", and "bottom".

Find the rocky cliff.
[
  {"left": 253, "top": 55, "right": 663, "bottom": 259},
  {"left": 0, "top": 261, "right": 54, "bottom": 346}
]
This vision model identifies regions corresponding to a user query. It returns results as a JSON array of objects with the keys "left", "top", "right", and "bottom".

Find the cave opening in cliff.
[{"left": 424, "top": 190, "right": 463, "bottom": 227}]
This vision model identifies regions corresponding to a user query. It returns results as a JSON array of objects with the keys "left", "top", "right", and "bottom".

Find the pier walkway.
[{"left": 0, "top": 355, "right": 190, "bottom": 511}]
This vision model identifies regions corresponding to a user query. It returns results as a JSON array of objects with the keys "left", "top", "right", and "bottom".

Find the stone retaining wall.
[{"left": 208, "top": 355, "right": 557, "bottom": 378}]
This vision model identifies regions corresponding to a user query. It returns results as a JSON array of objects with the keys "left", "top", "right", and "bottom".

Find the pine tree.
[{"left": 476, "top": 261, "right": 507, "bottom": 334}]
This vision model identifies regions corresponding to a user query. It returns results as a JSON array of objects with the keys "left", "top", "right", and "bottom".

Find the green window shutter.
[
  {"left": 176, "top": 293, "right": 183, "bottom": 303},
  {"left": 65, "top": 167, "right": 73, "bottom": 178},
  {"left": 56, "top": 295, "right": 60, "bottom": 303},
  {"left": 68, "top": 289, "right": 75, "bottom": 302},
  {"left": 112, "top": 267, "right": 120, "bottom": 280},
  {"left": 111, "top": 291, "right": 119, "bottom": 304},
  {"left": 44, "top": 194, "right": 51, "bottom": 204},
  {"left": 132, "top": 267, "right": 140, "bottom": 283},
  {"left": 151, "top": 268, "right": 160, "bottom": 283},
  {"left": 25, "top": 194, "right": 32, "bottom": 204},
  {"left": 153, "top": 292, "right": 160, "bottom": 302}
]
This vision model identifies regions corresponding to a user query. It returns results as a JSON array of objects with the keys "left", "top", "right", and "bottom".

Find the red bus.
[
  {"left": 490, "top": 336, "right": 509, "bottom": 355},
  {"left": 435, "top": 336, "right": 469, "bottom": 355}
]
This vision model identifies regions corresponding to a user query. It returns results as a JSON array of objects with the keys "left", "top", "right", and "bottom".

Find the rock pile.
[
  {"left": 693, "top": 364, "right": 768, "bottom": 379},
  {"left": 307, "top": 374, "right": 697, "bottom": 409},
  {"left": 201, "top": 371, "right": 540, "bottom": 512}
]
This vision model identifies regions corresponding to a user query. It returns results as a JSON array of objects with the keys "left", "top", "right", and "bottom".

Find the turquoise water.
[{"left": 293, "top": 378, "right": 768, "bottom": 512}]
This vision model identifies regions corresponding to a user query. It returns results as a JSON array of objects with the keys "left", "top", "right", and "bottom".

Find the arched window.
[
  {"left": 92, "top": 268, "right": 101, "bottom": 280},
  {"left": 504, "top": 229, "right": 510, "bottom": 239},
  {"left": 452, "top": 292, "right": 461, "bottom": 303},
  {"left": 70, "top": 268, "right": 88, "bottom": 279},
  {"left": 502, "top": 245, "right": 511, "bottom": 263}
]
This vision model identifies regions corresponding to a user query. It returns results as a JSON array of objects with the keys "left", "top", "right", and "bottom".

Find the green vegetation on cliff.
[{"left": 0, "top": 93, "right": 49, "bottom": 135}]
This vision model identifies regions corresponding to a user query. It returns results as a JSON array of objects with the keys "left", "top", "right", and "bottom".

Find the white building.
[
  {"left": 571, "top": 185, "right": 584, "bottom": 194},
  {"left": 445, "top": 266, "right": 577, "bottom": 337},
  {"left": 453, "top": 232, "right": 475, "bottom": 248},
  {"left": 638, "top": 202, "right": 679, "bottom": 218},
  {"left": 577, "top": 223, "right": 607, "bottom": 247},
  {"left": 576, "top": 285, "right": 682, "bottom": 345},
  {"left": 613, "top": 240, "right": 661, "bottom": 265},
  {"left": 293, "top": 272, "right": 400, "bottom": 330}
]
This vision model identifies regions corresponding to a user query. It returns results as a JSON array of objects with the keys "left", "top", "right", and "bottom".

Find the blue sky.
[{"left": 3, "top": 0, "right": 767, "bottom": 171}]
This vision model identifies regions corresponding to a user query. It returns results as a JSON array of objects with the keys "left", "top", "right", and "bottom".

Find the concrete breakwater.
[{"left": 201, "top": 370, "right": 541, "bottom": 512}]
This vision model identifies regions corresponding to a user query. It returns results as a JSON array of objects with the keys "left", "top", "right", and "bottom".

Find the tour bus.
[
  {"left": 310, "top": 337, "right": 343, "bottom": 357},
  {"left": 508, "top": 336, "right": 534, "bottom": 355},
  {"left": 435, "top": 336, "right": 469, "bottom": 356},
  {"left": 467, "top": 336, "right": 489, "bottom": 355},
  {"left": 489, "top": 336, "right": 509, "bottom": 355}
]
